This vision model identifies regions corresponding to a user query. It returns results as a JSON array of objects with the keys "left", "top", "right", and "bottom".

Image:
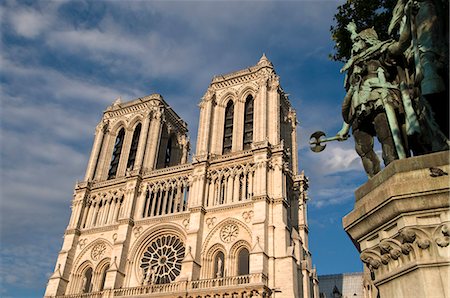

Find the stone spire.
[{"left": 257, "top": 53, "right": 273, "bottom": 68}]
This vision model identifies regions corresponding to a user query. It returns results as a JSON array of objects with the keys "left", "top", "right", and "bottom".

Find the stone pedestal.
[{"left": 343, "top": 151, "right": 450, "bottom": 298}]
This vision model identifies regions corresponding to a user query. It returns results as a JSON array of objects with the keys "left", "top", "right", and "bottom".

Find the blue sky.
[{"left": 1, "top": 1, "right": 369, "bottom": 296}]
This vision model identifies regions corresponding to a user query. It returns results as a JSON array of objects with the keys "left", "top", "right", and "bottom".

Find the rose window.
[
  {"left": 220, "top": 223, "right": 239, "bottom": 243},
  {"left": 91, "top": 243, "right": 107, "bottom": 261},
  {"left": 140, "top": 235, "right": 185, "bottom": 284}
]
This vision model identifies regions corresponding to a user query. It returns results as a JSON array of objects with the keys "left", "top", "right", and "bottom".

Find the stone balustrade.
[
  {"left": 56, "top": 292, "right": 105, "bottom": 298},
  {"left": 55, "top": 274, "right": 268, "bottom": 298}
]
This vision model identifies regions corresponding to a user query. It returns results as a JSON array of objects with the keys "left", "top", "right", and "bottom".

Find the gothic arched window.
[
  {"left": 99, "top": 265, "right": 109, "bottom": 291},
  {"left": 222, "top": 101, "right": 234, "bottom": 154},
  {"left": 165, "top": 136, "right": 172, "bottom": 167},
  {"left": 243, "top": 95, "right": 254, "bottom": 149},
  {"left": 214, "top": 251, "right": 225, "bottom": 278},
  {"left": 108, "top": 128, "right": 125, "bottom": 179},
  {"left": 237, "top": 248, "right": 249, "bottom": 275},
  {"left": 126, "top": 123, "right": 142, "bottom": 171},
  {"left": 83, "top": 267, "right": 93, "bottom": 293}
]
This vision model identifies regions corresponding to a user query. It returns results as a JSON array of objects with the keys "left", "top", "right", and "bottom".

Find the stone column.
[
  {"left": 226, "top": 173, "right": 234, "bottom": 204},
  {"left": 267, "top": 77, "right": 280, "bottom": 145},
  {"left": 67, "top": 185, "right": 91, "bottom": 230},
  {"left": 90, "top": 202, "right": 100, "bottom": 227},
  {"left": 134, "top": 113, "right": 151, "bottom": 172},
  {"left": 233, "top": 100, "right": 244, "bottom": 151},
  {"left": 208, "top": 178, "right": 215, "bottom": 207},
  {"left": 181, "top": 135, "right": 189, "bottom": 164},
  {"left": 117, "top": 127, "right": 134, "bottom": 177},
  {"left": 179, "top": 162, "right": 207, "bottom": 281},
  {"left": 196, "top": 99, "right": 211, "bottom": 155},
  {"left": 233, "top": 174, "right": 240, "bottom": 202},
  {"left": 104, "top": 179, "right": 139, "bottom": 290},
  {"left": 107, "top": 197, "right": 117, "bottom": 224},
  {"left": 95, "top": 129, "right": 113, "bottom": 181},
  {"left": 85, "top": 202, "right": 94, "bottom": 229},
  {"left": 211, "top": 106, "right": 224, "bottom": 155},
  {"left": 290, "top": 110, "right": 299, "bottom": 175},
  {"left": 255, "top": 77, "right": 268, "bottom": 143},
  {"left": 143, "top": 109, "right": 162, "bottom": 171},
  {"left": 84, "top": 122, "right": 106, "bottom": 181},
  {"left": 134, "top": 184, "right": 147, "bottom": 219}
]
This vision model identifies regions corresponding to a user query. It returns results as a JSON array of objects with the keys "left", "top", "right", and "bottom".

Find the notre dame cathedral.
[{"left": 44, "top": 55, "right": 320, "bottom": 298}]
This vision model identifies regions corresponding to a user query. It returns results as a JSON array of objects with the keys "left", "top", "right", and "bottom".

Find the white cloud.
[{"left": 8, "top": 8, "right": 51, "bottom": 38}]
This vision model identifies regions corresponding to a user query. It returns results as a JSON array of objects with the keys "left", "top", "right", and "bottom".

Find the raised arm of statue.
[{"left": 388, "top": 0, "right": 412, "bottom": 56}]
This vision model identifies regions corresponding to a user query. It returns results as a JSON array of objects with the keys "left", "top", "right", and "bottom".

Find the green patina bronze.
[{"left": 311, "top": 0, "right": 448, "bottom": 178}]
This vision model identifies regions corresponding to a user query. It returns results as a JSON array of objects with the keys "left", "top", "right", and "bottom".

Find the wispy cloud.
[{"left": 8, "top": 7, "right": 52, "bottom": 38}]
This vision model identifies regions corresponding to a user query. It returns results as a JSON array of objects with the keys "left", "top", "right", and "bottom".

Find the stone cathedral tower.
[{"left": 45, "top": 55, "right": 319, "bottom": 298}]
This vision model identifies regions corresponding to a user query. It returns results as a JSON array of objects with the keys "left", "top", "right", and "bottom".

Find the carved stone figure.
[
  {"left": 311, "top": 3, "right": 448, "bottom": 176},
  {"left": 216, "top": 257, "right": 223, "bottom": 278},
  {"left": 388, "top": 0, "right": 449, "bottom": 145},
  {"left": 336, "top": 25, "right": 402, "bottom": 177},
  {"left": 81, "top": 277, "right": 87, "bottom": 293},
  {"left": 143, "top": 266, "right": 155, "bottom": 285},
  {"left": 390, "top": 0, "right": 448, "bottom": 132},
  {"left": 334, "top": 8, "right": 449, "bottom": 177}
]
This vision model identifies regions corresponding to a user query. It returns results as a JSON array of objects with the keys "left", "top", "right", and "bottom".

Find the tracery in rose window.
[{"left": 140, "top": 235, "right": 185, "bottom": 284}]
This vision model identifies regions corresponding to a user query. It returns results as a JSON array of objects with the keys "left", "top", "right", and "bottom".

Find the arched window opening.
[
  {"left": 99, "top": 265, "right": 109, "bottom": 291},
  {"left": 115, "top": 196, "right": 124, "bottom": 221},
  {"left": 219, "top": 177, "right": 226, "bottom": 204},
  {"left": 126, "top": 123, "right": 141, "bottom": 171},
  {"left": 238, "top": 173, "right": 244, "bottom": 201},
  {"left": 237, "top": 248, "right": 250, "bottom": 275},
  {"left": 182, "top": 186, "right": 189, "bottom": 211},
  {"left": 223, "top": 101, "right": 234, "bottom": 154},
  {"left": 165, "top": 137, "right": 172, "bottom": 168},
  {"left": 214, "top": 251, "right": 225, "bottom": 278},
  {"left": 108, "top": 128, "right": 125, "bottom": 179},
  {"left": 243, "top": 95, "right": 254, "bottom": 149},
  {"left": 142, "top": 189, "right": 150, "bottom": 218},
  {"left": 82, "top": 267, "right": 93, "bottom": 293}
]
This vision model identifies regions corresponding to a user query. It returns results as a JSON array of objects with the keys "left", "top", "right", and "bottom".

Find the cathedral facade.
[{"left": 45, "top": 55, "right": 319, "bottom": 298}]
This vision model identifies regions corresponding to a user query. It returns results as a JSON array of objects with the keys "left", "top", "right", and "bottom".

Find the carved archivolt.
[
  {"left": 236, "top": 83, "right": 258, "bottom": 102},
  {"left": 202, "top": 218, "right": 252, "bottom": 255},
  {"left": 217, "top": 89, "right": 238, "bottom": 107},
  {"left": 73, "top": 238, "right": 113, "bottom": 268},
  {"left": 67, "top": 239, "right": 113, "bottom": 294}
]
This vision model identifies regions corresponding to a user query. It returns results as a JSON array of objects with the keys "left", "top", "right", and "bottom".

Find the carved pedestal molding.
[{"left": 343, "top": 151, "right": 450, "bottom": 298}]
